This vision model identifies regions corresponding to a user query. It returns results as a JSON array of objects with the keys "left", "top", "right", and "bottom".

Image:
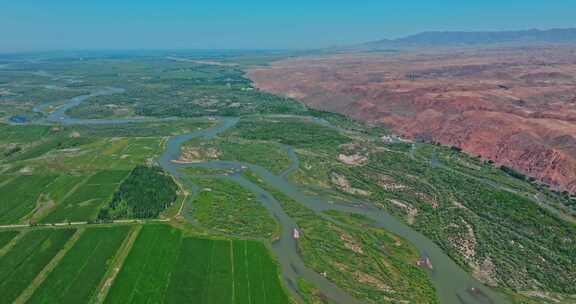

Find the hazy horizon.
[{"left": 2, "top": 0, "right": 576, "bottom": 52}]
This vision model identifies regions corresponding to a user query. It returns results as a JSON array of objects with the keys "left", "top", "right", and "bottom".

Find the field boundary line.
[
  {"left": 259, "top": 248, "right": 267, "bottom": 303},
  {"left": 93, "top": 224, "right": 142, "bottom": 304},
  {"left": 0, "top": 218, "right": 168, "bottom": 230},
  {"left": 244, "top": 241, "right": 252, "bottom": 304},
  {"left": 14, "top": 228, "right": 85, "bottom": 304},
  {"left": 230, "top": 240, "right": 235, "bottom": 303},
  {"left": 168, "top": 174, "right": 189, "bottom": 220}
]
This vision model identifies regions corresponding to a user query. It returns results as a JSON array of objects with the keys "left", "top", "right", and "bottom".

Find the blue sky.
[{"left": 1, "top": 0, "right": 575, "bottom": 51}]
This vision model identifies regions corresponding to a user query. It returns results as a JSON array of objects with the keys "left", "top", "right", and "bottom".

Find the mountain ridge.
[{"left": 352, "top": 28, "right": 576, "bottom": 49}]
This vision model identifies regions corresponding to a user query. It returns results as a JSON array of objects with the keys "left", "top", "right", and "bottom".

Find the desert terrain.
[{"left": 249, "top": 46, "right": 576, "bottom": 193}]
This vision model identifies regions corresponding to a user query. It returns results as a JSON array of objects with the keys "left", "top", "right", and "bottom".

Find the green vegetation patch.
[
  {"left": 56, "top": 58, "right": 307, "bottom": 119},
  {"left": 189, "top": 178, "right": 280, "bottom": 240},
  {"left": 105, "top": 224, "right": 290, "bottom": 304},
  {"left": 104, "top": 225, "right": 182, "bottom": 304},
  {"left": 0, "top": 124, "right": 50, "bottom": 144},
  {"left": 244, "top": 172, "right": 439, "bottom": 304},
  {"left": 0, "top": 229, "right": 76, "bottom": 303},
  {"left": 219, "top": 139, "right": 292, "bottom": 174},
  {"left": 298, "top": 278, "right": 336, "bottom": 304},
  {"left": 225, "top": 117, "right": 350, "bottom": 149},
  {"left": 165, "top": 238, "right": 290, "bottom": 304},
  {"left": 0, "top": 231, "right": 19, "bottom": 249},
  {"left": 0, "top": 174, "right": 56, "bottom": 224},
  {"left": 182, "top": 134, "right": 294, "bottom": 175},
  {"left": 70, "top": 119, "right": 216, "bottom": 138},
  {"left": 29, "top": 226, "right": 131, "bottom": 304},
  {"left": 99, "top": 165, "right": 178, "bottom": 220},
  {"left": 6, "top": 136, "right": 95, "bottom": 163},
  {"left": 278, "top": 115, "right": 576, "bottom": 296},
  {"left": 19, "top": 136, "right": 163, "bottom": 173},
  {"left": 42, "top": 171, "right": 129, "bottom": 223}
]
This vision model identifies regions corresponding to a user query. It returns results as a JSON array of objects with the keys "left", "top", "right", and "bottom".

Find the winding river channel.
[{"left": 34, "top": 86, "right": 508, "bottom": 304}]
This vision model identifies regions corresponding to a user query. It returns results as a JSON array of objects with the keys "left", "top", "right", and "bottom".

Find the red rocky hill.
[{"left": 248, "top": 47, "right": 576, "bottom": 192}]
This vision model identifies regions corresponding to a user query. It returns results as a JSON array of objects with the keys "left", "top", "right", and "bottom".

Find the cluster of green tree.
[
  {"left": 228, "top": 118, "right": 349, "bottom": 149},
  {"left": 98, "top": 165, "right": 178, "bottom": 220},
  {"left": 336, "top": 143, "right": 576, "bottom": 294},
  {"left": 499, "top": 165, "right": 528, "bottom": 181}
]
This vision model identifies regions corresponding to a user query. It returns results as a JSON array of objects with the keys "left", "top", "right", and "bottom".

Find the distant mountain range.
[{"left": 350, "top": 28, "right": 576, "bottom": 50}]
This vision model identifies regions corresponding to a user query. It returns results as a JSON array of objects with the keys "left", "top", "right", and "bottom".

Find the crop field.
[
  {"left": 4, "top": 136, "right": 95, "bottom": 164},
  {"left": 44, "top": 137, "right": 163, "bottom": 172},
  {"left": 165, "top": 238, "right": 290, "bottom": 304},
  {"left": 0, "top": 121, "right": 176, "bottom": 225},
  {"left": 3, "top": 131, "right": 163, "bottom": 175},
  {"left": 188, "top": 178, "right": 280, "bottom": 240},
  {"left": 0, "top": 124, "right": 50, "bottom": 145},
  {"left": 0, "top": 174, "right": 57, "bottom": 224},
  {"left": 0, "top": 120, "right": 206, "bottom": 225},
  {"left": 28, "top": 226, "right": 131, "bottom": 304},
  {"left": 0, "top": 231, "right": 19, "bottom": 249},
  {"left": 41, "top": 174, "right": 86, "bottom": 204},
  {"left": 104, "top": 225, "right": 182, "bottom": 304},
  {"left": 105, "top": 224, "right": 290, "bottom": 304},
  {"left": 41, "top": 170, "right": 129, "bottom": 223},
  {"left": 0, "top": 229, "right": 76, "bottom": 303}
]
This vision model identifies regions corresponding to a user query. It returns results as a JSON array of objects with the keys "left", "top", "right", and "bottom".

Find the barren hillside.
[{"left": 248, "top": 47, "right": 576, "bottom": 192}]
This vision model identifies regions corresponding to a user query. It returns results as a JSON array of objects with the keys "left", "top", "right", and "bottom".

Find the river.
[
  {"left": 35, "top": 85, "right": 508, "bottom": 304},
  {"left": 156, "top": 118, "right": 508, "bottom": 304}
]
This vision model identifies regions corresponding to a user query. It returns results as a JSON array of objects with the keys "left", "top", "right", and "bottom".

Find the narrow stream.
[{"left": 31, "top": 85, "right": 508, "bottom": 304}]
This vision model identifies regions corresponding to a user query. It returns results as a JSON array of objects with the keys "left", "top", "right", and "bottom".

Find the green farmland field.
[
  {"left": 0, "top": 229, "right": 75, "bottom": 303},
  {"left": 0, "top": 175, "right": 56, "bottom": 224},
  {"left": 105, "top": 224, "right": 290, "bottom": 304},
  {"left": 0, "top": 231, "right": 19, "bottom": 249},
  {"left": 41, "top": 171, "right": 129, "bottom": 223},
  {"left": 28, "top": 226, "right": 131, "bottom": 304},
  {"left": 0, "top": 124, "right": 50, "bottom": 145},
  {"left": 165, "top": 238, "right": 290, "bottom": 304},
  {"left": 104, "top": 225, "right": 182, "bottom": 304}
]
